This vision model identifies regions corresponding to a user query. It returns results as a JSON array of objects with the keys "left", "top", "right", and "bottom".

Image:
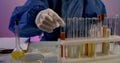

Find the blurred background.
[{"left": 0, "top": 0, "right": 120, "bottom": 37}]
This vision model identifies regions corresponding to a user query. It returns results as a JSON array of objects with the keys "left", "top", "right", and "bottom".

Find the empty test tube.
[
  {"left": 76, "top": 18, "right": 85, "bottom": 58},
  {"left": 65, "top": 18, "right": 72, "bottom": 58},
  {"left": 112, "top": 15, "right": 120, "bottom": 54},
  {"left": 70, "top": 17, "right": 77, "bottom": 58}
]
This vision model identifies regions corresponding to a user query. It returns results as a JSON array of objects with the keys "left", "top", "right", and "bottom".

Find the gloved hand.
[{"left": 35, "top": 8, "right": 65, "bottom": 33}]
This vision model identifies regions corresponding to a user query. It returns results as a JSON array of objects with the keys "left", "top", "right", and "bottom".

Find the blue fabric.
[{"left": 9, "top": 0, "right": 106, "bottom": 41}]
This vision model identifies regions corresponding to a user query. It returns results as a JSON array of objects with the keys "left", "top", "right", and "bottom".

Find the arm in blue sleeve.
[
  {"left": 9, "top": 0, "right": 48, "bottom": 37},
  {"left": 83, "top": 0, "right": 106, "bottom": 17}
]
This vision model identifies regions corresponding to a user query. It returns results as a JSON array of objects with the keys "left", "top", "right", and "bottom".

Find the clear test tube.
[
  {"left": 90, "top": 18, "right": 95, "bottom": 57},
  {"left": 76, "top": 18, "right": 85, "bottom": 58},
  {"left": 101, "top": 25, "right": 107, "bottom": 54},
  {"left": 95, "top": 17, "right": 102, "bottom": 55},
  {"left": 97, "top": 14, "right": 109, "bottom": 55},
  {"left": 108, "top": 18, "right": 114, "bottom": 53},
  {"left": 85, "top": 18, "right": 89, "bottom": 57},
  {"left": 113, "top": 15, "right": 120, "bottom": 54},
  {"left": 66, "top": 18, "right": 72, "bottom": 58},
  {"left": 81, "top": 18, "right": 85, "bottom": 57},
  {"left": 60, "top": 18, "right": 66, "bottom": 41},
  {"left": 64, "top": 18, "right": 72, "bottom": 58},
  {"left": 67, "top": 17, "right": 79, "bottom": 58},
  {"left": 76, "top": 18, "right": 81, "bottom": 58},
  {"left": 107, "top": 18, "right": 112, "bottom": 53},
  {"left": 102, "top": 20, "right": 109, "bottom": 55},
  {"left": 60, "top": 18, "right": 66, "bottom": 58},
  {"left": 85, "top": 18, "right": 95, "bottom": 57},
  {"left": 104, "top": 18, "right": 110, "bottom": 55},
  {"left": 85, "top": 18, "right": 88, "bottom": 57},
  {"left": 75, "top": 17, "right": 82, "bottom": 58},
  {"left": 70, "top": 17, "right": 77, "bottom": 58}
]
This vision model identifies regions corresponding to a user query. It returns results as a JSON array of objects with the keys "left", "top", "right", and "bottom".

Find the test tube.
[
  {"left": 65, "top": 18, "right": 72, "bottom": 58},
  {"left": 60, "top": 19, "right": 66, "bottom": 57},
  {"left": 73, "top": 17, "right": 80, "bottom": 58},
  {"left": 113, "top": 15, "right": 120, "bottom": 54},
  {"left": 90, "top": 18, "right": 95, "bottom": 57},
  {"left": 85, "top": 18, "right": 95, "bottom": 57},
  {"left": 102, "top": 25, "right": 110, "bottom": 55},
  {"left": 85, "top": 18, "right": 89, "bottom": 57},
  {"left": 84, "top": 18, "right": 88, "bottom": 57},
  {"left": 67, "top": 17, "right": 79, "bottom": 58},
  {"left": 75, "top": 18, "right": 84, "bottom": 58},
  {"left": 70, "top": 17, "right": 77, "bottom": 58},
  {"left": 75, "top": 17, "right": 81, "bottom": 58}
]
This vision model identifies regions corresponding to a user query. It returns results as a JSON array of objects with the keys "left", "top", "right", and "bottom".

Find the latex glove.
[{"left": 35, "top": 8, "right": 65, "bottom": 33}]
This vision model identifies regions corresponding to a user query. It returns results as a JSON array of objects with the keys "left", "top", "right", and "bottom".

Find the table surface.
[{"left": 0, "top": 38, "right": 120, "bottom": 63}]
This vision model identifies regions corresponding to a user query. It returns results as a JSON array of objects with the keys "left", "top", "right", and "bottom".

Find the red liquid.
[
  {"left": 60, "top": 32, "right": 65, "bottom": 40},
  {"left": 85, "top": 43, "right": 88, "bottom": 56},
  {"left": 60, "top": 32, "right": 65, "bottom": 57}
]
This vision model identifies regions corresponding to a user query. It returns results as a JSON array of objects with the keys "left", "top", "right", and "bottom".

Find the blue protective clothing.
[{"left": 9, "top": 0, "right": 106, "bottom": 41}]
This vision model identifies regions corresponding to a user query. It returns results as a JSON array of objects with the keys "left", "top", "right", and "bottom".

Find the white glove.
[{"left": 35, "top": 8, "right": 65, "bottom": 33}]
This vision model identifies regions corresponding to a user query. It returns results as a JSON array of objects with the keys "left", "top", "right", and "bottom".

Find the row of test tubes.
[{"left": 60, "top": 16, "right": 120, "bottom": 58}]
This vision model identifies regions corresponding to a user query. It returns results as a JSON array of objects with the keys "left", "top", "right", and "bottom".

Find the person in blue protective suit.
[{"left": 9, "top": 0, "right": 106, "bottom": 41}]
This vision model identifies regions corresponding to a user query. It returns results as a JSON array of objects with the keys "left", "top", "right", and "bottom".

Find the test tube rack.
[
  {"left": 58, "top": 36, "right": 120, "bottom": 63},
  {"left": 58, "top": 17, "right": 120, "bottom": 63}
]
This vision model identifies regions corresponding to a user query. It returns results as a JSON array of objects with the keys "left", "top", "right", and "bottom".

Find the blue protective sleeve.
[
  {"left": 9, "top": 0, "right": 48, "bottom": 37},
  {"left": 83, "top": 0, "right": 106, "bottom": 17}
]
